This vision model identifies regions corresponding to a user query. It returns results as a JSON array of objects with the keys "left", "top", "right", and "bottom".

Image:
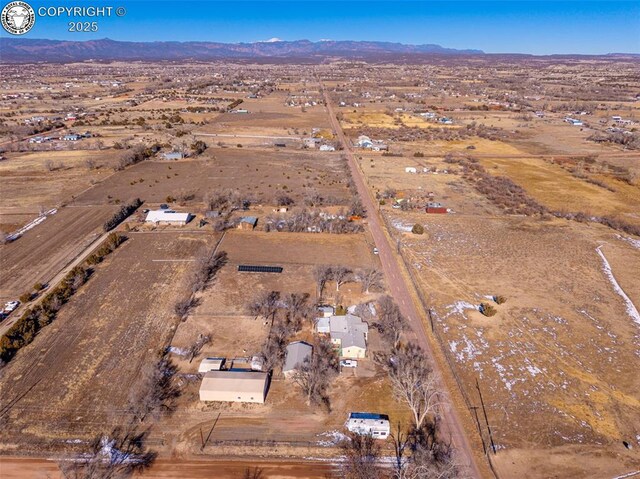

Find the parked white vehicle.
[
  {"left": 3, "top": 300, "right": 20, "bottom": 313},
  {"left": 340, "top": 359, "right": 358, "bottom": 368}
]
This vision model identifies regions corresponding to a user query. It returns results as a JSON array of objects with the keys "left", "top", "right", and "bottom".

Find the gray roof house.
[
  {"left": 316, "top": 314, "right": 368, "bottom": 359},
  {"left": 283, "top": 341, "right": 313, "bottom": 377}
]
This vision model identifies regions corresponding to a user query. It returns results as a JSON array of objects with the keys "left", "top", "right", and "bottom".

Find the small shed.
[
  {"left": 283, "top": 341, "right": 313, "bottom": 377},
  {"left": 199, "top": 371, "right": 269, "bottom": 403},
  {"left": 426, "top": 207, "right": 447, "bottom": 214},
  {"left": 238, "top": 216, "right": 258, "bottom": 230},
  {"left": 405, "top": 167, "right": 417, "bottom": 174},
  {"left": 162, "top": 151, "right": 184, "bottom": 160},
  {"left": 198, "top": 357, "right": 226, "bottom": 373}
]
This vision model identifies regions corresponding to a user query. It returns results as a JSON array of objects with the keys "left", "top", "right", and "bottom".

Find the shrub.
[
  {"left": 494, "top": 295, "right": 507, "bottom": 305},
  {"left": 480, "top": 303, "right": 497, "bottom": 317},
  {"left": 19, "top": 292, "right": 32, "bottom": 304},
  {"left": 33, "top": 282, "right": 44, "bottom": 291},
  {"left": 411, "top": 223, "right": 425, "bottom": 235}
]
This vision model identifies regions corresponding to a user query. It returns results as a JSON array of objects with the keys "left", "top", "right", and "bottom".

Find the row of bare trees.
[
  {"left": 173, "top": 248, "right": 227, "bottom": 319},
  {"left": 314, "top": 265, "right": 384, "bottom": 299}
]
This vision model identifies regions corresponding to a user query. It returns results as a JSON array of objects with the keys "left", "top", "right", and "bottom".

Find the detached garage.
[{"left": 199, "top": 371, "right": 269, "bottom": 404}]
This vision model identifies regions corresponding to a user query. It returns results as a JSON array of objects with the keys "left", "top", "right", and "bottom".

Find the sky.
[{"left": 2, "top": 1, "right": 640, "bottom": 54}]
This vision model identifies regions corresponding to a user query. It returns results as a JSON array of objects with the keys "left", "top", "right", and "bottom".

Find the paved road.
[{"left": 318, "top": 77, "right": 484, "bottom": 479}]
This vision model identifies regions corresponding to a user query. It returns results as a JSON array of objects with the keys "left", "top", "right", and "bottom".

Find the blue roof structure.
[{"left": 349, "top": 412, "right": 389, "bottom": 420}]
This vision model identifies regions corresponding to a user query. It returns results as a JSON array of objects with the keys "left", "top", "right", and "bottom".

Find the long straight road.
[{"left": 318, "top": 77, "right": 485, "bottom": 478}]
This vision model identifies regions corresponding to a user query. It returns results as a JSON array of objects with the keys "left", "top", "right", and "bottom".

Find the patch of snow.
[
  {"left": 316, "top": 430, "right": 348, "bottom": 447},
  {"left": 167, "top": 346, "right": 189, "bottom": 356},
  {"left": 615, "top": 234, "right": 640, "bottom": 250},
  {"left": 596, "top": 246, "right": 640, "bottom": 327},
  {"left": 391, "top": 219, "right": 413, "bottom": 232},
  {"left": 443, "top": 301, "right": 476, "bottom": 319}
]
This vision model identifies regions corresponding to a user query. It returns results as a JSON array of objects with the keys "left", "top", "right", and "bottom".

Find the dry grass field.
[
  {"left": 0, "top": 205, "right": 118, "bottom": 303},
  {"left": 75, "top": 150, "right": 352, "bottom": 207},
  {"left": 0, "top": 150, "right": 120, "bottom": 213},
  {"left": 388, "top": 213, "right": 640, "bottom": 477},
  {"left": 0, "top": 232, "right": 217, "bottom": 450}
]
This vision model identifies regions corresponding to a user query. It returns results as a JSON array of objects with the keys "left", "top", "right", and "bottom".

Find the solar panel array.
[{"left": 238, "top": 265, "right": 283, "bottom": 273}]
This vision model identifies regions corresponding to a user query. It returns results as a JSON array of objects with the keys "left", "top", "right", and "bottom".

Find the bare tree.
[
  {"left": 259, "top": 321, "right": 294, "bottom": 372},
  {"left": 188, "top": 333, "right": 211, "bottom": 362},
  {"left": 189, "top": 249, "right": 227, "bottom": 293},
  {"left": 388, "top": 343, "right": 441, "bottom": 430},
  {"left": 85, "top": 158, "right": 97, "bottom": 170},
  {"left": 291, "top": 337, "right": 338, "bottom": 408},
  {"left": 59, "top": 425, "right": 156, "bottom": 479},
  {"left": 356, "top": 268, "right": 384, "bottom": 294},
  {"left": 313, "top": 265, "right": 332, "bottom": 299},
  {"left": 44, "top": 159, "right": 55, "bottom": 171},
  {"left": 241, "top": 467, "right": 265, "bottom": 479},
  {"left": 331, "top": 265, "right": 353, "bottom": 292},
  {"left": 174, "top": 296, "right": 198, "bottom": 319},
  {"left": 376, "top": 295, "right": 406, "bottom": 349},
  {"left": 127, "top": 356, "right": 179, "bottom": 423},
  {"left": 403, "top": 438, "right": 459, "bottom": 479},
  {"left": 339, "top": 432, "right": 384, "bottom": 479},
  {"left": 248, "top": 290, "right": 281, "bottom": 323},
  {"left": 282, "top": 292, "right": 312, "bottom": 329}
]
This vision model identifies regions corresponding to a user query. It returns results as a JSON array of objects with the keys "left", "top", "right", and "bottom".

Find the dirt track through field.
[{"left": 317, "top": 73, "right": 486, "bottom": 478}]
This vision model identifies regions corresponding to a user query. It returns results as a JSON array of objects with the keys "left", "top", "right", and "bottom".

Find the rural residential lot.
[{"left": 1, "top": 56, "right": 639, "bottom": 479}]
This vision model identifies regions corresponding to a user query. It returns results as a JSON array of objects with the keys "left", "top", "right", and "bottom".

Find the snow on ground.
[
  {"left": 443, "top": 300, "right": 476, "bottom": 319},
  {"left": 316, "top": 430, "right": 348, "bottom": 447},
  {"left": 391, "top": 219, "right": 413, "bottom": 232},
  {"left": 616, "top": 234, "right": 640, "bottom": 250},
  {"left": 596, "top": 246, "right": 640, "bottom": 327}
]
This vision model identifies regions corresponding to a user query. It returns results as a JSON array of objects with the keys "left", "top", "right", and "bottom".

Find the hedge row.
[
  {"left": 103, "top": 198, "right": 142, "bottom": 232},
  {"left": 0, "top": 234, "right": 127, "bottom": 364}
]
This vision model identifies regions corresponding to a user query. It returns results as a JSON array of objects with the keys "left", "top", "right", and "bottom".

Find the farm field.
[
  {"left": 0, "top": 232, "right": 217, "bottom": 450},
  {"left": 74, "top": 150, "right": 352, "bottom": 208},
  {"left": 0, "top": 205, "right": 118, "bottom": 303},
  {"left": 0, "top": 150, "right": 120, "bottom": 220}
]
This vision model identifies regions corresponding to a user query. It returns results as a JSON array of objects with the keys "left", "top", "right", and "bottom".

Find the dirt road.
[
  {"left": 318, "top": 77, "right": 485, "bottom": 479},
  {"left": 0, "top": 456, "right": 338, "bottom": 478}
]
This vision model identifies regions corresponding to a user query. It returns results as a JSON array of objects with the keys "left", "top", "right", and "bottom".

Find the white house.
[
  {"left": 345, "top": 412, "right": 390, "bottom": 439},
  {"left": 316, "top": 314, "right": 368, "bottom": 359},
  {"left": 145, "top": 209, "right": 193, "bottom": 225},
  {"left": 319, "top": 144, "right": 335, "bottom": 152},
  {"left": 282, "top": 341, "right": 313, "bottom": 377},
  {"left": 405, "top": 167, "right": 417, "bottom": 174},
  {"left": 356, "top": 135, "right": 373, "bottom": 148}
]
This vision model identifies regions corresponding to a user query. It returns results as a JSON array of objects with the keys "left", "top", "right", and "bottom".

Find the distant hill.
[{"left": 0, "top": 38, "right": 484, "bottom": 62}]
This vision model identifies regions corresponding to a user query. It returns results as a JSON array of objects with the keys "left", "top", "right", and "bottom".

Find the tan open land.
[
  {"left": 0, "top": 205, "right": 118, "bottom": 302},
  {"left": 0, "top": 232, "right": 216, "bottom": 449},
  {"left": 1, "top": 56, "right": 639, "bottom": 478}
]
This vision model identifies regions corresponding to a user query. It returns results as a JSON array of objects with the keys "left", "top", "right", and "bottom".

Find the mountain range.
[{"left": 0, "top": 38, "right": 484, "bottom": 62}]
